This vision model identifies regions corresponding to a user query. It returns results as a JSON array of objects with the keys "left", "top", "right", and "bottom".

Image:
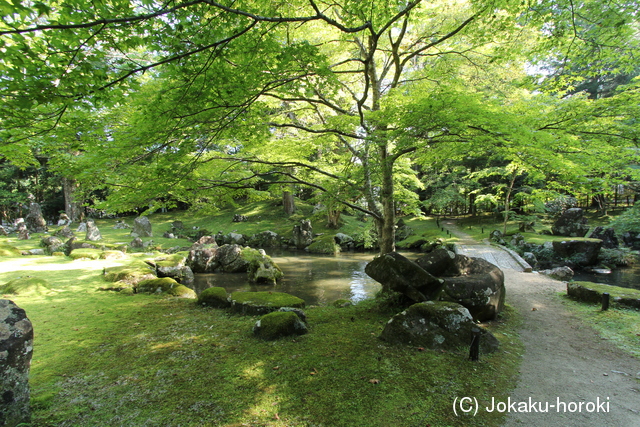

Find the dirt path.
[{"left": 443, "top": 221, "right": 640, "bottom": 426}]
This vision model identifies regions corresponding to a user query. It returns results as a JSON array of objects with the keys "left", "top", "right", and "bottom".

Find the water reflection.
[
  {"left": 191, "top": 250, "right": 381, "bottom": 305},
  {"left": 572, "top": 264, "right": 640, "bottom": 291}
]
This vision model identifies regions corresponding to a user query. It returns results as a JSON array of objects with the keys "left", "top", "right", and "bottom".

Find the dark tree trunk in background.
[{"left": 63, "top": 178, "right": 82, "bottom": 221}]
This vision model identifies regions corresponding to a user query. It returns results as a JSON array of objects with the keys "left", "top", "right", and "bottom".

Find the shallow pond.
[
  {"left": 572, "top": 264, "right": 640, "bottom": 291},
  {"left": 191, "top": 250, "right": 382, "bottom": 306}
]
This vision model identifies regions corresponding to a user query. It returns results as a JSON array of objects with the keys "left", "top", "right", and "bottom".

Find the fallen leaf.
[
  {"left": 417, "top": 347, "right": 425, "bottom": 351},
  {"left": 531, "top": 307, "right": 538, "bottom": 311},
  {"left": 369, "top": 378, "right": 380, "bottom": 384}
]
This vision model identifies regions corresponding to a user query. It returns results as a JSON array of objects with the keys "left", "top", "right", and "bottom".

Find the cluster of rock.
[{"left": 365, "top": 249, "right": 504, "bottom": 355}]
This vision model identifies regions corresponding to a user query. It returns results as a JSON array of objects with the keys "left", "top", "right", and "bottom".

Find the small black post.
[
  {"left": 601, "top": 293, "right": 610, "bottom": 311},
  {"left": 469, "top": 328, "right": 480, "bottom": 361},
  {"left": 481, "top": 227, "right": 484, "bottom": 234}
]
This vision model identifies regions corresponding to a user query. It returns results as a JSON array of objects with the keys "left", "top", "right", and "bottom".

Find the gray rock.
[
  {"left": 380, "top": 301, "right": 499, "bottom": 353},
  {"left": 217, "top": 244, "right": 249, "bottom": 273},
  {"left": 232, "top": 214, "right": 248, "bottom": 222},
  {"left": 41, "top": 236, "right": 64, "bottom": 254},
  {"left": 186, "top": 240, "right": 219, "bottom": 273},
  {"left": 334, "top": 233, "right": 354, "bottom": 250},
  {"left": 25, "top": 203, "right": 47, "bottom": 233},
  {"left": 552, "top": 208, "right": 589, "bottom": 237},
  {"left": 588, "top": 226, "right": 619, "bottom": 249},
  {"left": 76, "top": 222, "right": 87, "bottom": 233},
  {"left": 440, "top": 255, "right": 505, "bottom": 321},
  {"left": 55, "top": 225, "right": 75, "bottom": 239},
  {"left": 85, "top": 219, "right": 102, "bottom": 241},
  {"left": 130, "top": 237, "right": 144, "bottom": 248},
  {"left": 489, "top": 230, "right": 507, "bottom": 245},
  {"left": 132, "top": 216, "right": 153, "bottom": 237},
  {"left": 227, "top": 232, "right": 245, "bottom": 245},
  {"left": 540, "top": 266, "right": 574, "bottom": 281},
  {"left": 0, "top": 299, "right": 33, "bottom": 427},
  {"left": 292, "top": 219, "right": 313, "bottom": 249},
  {"left": 365, "top": 252, "right": 445, "bottom": 303},
  {"left": 247, "top": 230, "right": 281, "bottom": 248},
  {"left": 415, "top": 248, "right": 456, "bottom": 277}
]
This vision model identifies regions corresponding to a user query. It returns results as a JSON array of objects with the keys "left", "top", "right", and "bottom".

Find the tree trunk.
[
  {"left": 378, "top": 146, "right": 396, "bottom": 255},
  {"left": 282, "top": 190, "right": 296, "bottom": 215},
  {"left": 62, "top": 178, "right": 83, "bottom": 222}
]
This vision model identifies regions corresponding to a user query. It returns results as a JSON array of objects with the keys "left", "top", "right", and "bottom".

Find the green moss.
[
  {"left": 0, "top": 244, "right": 22, "bottom": 257},
  {"left": 197, "top": 286, "right": 230, "bottom": 308},
  {"left": 230, "top": 291, "right": 305, "bottom": 315},
  {"left": 69, "top": 248, "right": 103, "bottom": 260},
  {"left": 155, "top": 253, "right": 187, "bottom": 268},
  {"left": 103, "top": 261, "right": 156, "bottom": 285},
  {"left": 568, "top": 281, "right": 640, "bottom": 309},
  {"left": 137, "top": 277, "right": 196, "bottom": 298},
  {"left": 254, "top": 311, "right": 307, "bottom": 340},
  {"left": 241, "top": 247, "right": 283, "bottom": 284},
  {"left": 332, "top": 298, "right": 353, "bottom": 308},
  {"left": 307, "top": 234, "right": 340, "bottom": 254},
  {"left": 0, "top": 276, "right": 50, "bottom": 295}
]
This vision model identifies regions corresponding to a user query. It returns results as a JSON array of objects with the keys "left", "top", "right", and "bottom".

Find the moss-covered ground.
[
  {"left": 559, "top": 290, "right": 640, "bottom": 359},
  {"left": 0, "top": 204, "right": 526, "bottom": 426}
]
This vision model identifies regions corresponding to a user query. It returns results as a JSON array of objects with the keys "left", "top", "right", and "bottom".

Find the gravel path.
[{"left": 443, "top": 222, "right": 640, "bottom": 426}]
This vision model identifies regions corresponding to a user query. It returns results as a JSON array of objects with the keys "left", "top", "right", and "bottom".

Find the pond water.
[
  {"left": 572, "top": 264, "right": 640, "bottom": 291},
  {"left": 191, "top": 250, "right": 382, "bottom": 306}
]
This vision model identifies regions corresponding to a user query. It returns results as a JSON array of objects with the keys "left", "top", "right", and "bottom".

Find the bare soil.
[{"left": 443, "top": 222, "right": 640, "bottom": 425}]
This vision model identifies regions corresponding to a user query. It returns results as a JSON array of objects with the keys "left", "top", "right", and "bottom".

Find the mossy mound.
[
  {"left": 153, "top": 253, "right": 187, "bottom": 269},
  {"left": 307, "top": 234, "right": 340, "bottom": 255},
  {"left": 253, "top": 311, "right": 308, "bottom": 340},
  {"left": 230, "top": 291, "right": 305, "bottom": 315},
  {"left": 241, "top": 247, "right": 284, "bottom": 284},
  {"left": 100, "top": 250, "right": 127, "bottom": 260},
  {"left": 103, "top": 261, "right": 157, "bottom": 285},
  {"left": 567, "top": 281, "right": 640, "bottom": 309},
  {"left": 69, "top": 248, "right": 103, "bottom": 260},
  {"left": 137, "top": 277, "right": 197, "bottom": 298},
  {"left": 0, "top": 244, "right": 23, "bottom": 257},
  {"left": 197, "top": 286, "right": 230, "bottom": 308},
  {"left": 0, "top": 277, "right": 50, "bottom": 296}
]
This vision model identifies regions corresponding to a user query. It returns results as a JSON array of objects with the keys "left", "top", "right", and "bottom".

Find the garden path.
[{"left": 442, "top": 221, "right": 640, "bottom": 426}]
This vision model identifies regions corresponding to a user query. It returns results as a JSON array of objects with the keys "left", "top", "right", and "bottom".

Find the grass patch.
[
  {"left": 0, "top": 252, "right": 524, "bottom": 427},
  {"left": 559, "top": 294, "right": 640, "bottom": 358}
]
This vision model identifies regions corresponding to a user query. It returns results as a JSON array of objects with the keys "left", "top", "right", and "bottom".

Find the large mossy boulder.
[
  {"left": 197, "top": 287, "right": 231, "bottom": 308},
  {"left": 292, "top": 219, "right": 313, "bottom": 249},
  {"left": 380, "top": 301, "right": 499, "bottom": 353},
  {"left": 365, "top": 252, "right": 445, "bottom": 303},
  {"left": 0, "top": 277, "right": 50, "bottom": 296},
  {"left": 136, "top": 277, "right": 196, "bottom": 298},
  {"left": 253, "top": 310, "right": 308, "bottom": 340},
  {"left": 241, "top": 248, "right": 283, "bottom": 285},
  {"left": 230, "top": 291, "right": 305, "bottom": 315},
  {"left": 85, "top": 219, "right": 102, "bottom": 241},
  {"left": 151, "top": 253, "right": 194, "bottom": 286},
  {"left": 25, "top": 202, "right": 47, "bottom": 233}
]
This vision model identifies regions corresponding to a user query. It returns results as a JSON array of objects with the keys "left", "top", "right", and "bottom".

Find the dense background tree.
[{"left": 1, "top": 0, "right": 639, "bottom": 251}]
